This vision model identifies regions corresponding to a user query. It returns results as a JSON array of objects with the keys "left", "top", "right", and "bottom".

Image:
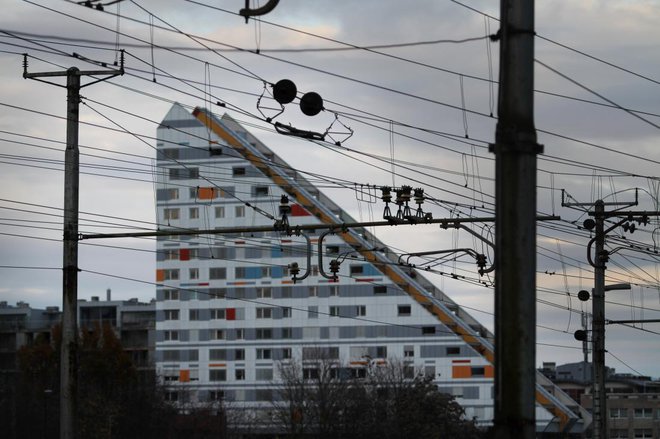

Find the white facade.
[{"left": 153, "top": 103, "right": 568, "bottom": 428}]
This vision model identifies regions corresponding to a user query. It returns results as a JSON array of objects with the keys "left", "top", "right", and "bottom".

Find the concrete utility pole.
[
  {"left": 591, "top": 200, "right": 607, "bottom": 439},
  {"left": 490, "top": 1, "right": 541, "bottom": 438},
  {"left": 23, "top": 56, "right": 123, "bottom": 439},
  {"left": 565, "top": 191, "right": 659, "bottom": 439}
]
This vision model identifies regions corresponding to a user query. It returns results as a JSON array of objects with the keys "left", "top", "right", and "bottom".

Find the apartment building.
[{"left": 154, "top": 103, "right": 584, "bottom": 432}]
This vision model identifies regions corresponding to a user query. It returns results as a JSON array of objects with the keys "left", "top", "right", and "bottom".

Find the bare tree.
[{"left": 274, "top": 354, "right": 486, "bottom": 439}]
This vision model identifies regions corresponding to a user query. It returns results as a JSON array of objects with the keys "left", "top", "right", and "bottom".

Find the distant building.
[
  {"left": 0, "top": 300, "right": 61, "bottom": 384},
  {"left": 153, "top": 103, "right": 586, "bottom": 433},
  {"left": 540, "top": 361, "right": 660, "bottom": 438},
  {"left": 0, "top": 295, "right": 156, "bottom": 381}
]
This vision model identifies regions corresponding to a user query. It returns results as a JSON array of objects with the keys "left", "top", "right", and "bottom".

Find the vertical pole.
[
  {"left": 491, "top": 0, "right": 540, "bottom": 438},
  {"left": 592, "top": 200, "right": 606, "bottom": 439},
  {"left": 582, "top": 312, "right": 589, "bottom": 382},
  {"left": 61, "top": 67, "right": 80, "bottom": 439}
]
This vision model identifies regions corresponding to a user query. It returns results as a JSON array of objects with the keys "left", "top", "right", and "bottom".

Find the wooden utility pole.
[
  {"left": 23, "top": 56, "right": 123, "bottom": 439},
  {"left": 490, "top": 1, "right": 541, "bottom": 438}
]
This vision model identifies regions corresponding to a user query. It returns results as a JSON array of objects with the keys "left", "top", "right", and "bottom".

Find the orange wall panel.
[
  {"left": 198, "top": 187, "right": 216, "bottom": 200},
  {"left": 179, "top": 369, "right": 190, "bottom": 382},
  {"left": 452, "top": 365, "right": 472, "bottom": 379},
  {"left": 156, "top": 269, "right": 165, "bottom": 282}
]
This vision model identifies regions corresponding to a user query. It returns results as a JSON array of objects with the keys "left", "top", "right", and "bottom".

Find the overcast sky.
[{"left": 1, "top": 0, "right": 659, "bottom": 377}]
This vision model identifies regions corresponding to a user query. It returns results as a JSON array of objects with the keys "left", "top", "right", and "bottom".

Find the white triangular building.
[{"left": 154, "top": 103, "right": 588, "bottom": 433}]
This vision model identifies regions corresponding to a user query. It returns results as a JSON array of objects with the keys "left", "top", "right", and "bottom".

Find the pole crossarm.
[
  {"left": 606, "top": 319, "right": 660, "bottom": 325},
  {"left": 79, "top": 215, "right": 561, "bottom": 240}
]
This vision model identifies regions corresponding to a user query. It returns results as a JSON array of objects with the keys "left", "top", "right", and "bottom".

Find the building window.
[
  {"left": 281, "top": 348, "right": 292, "bottom": 359},
  {"left": 165, "top": 391, "right": 179, "bottom": 402},
  {"left": 326, "top": 245, "right": 339, "bottom": 255},
  {"left": 356, "top": 305, "right": 366, "bottom": 316},
  {"left": 308, "top": 306, "right": 318, "bottom": 319},
  {"left": 169, "top": 167, "right": 198, "bottom": 180},
  {"left": 210, "top": 309, "right": 226, "bottom": 320},
  {"left": 235, "top": 206, "right": 245, "bottom": 217},
  {"left": 404, "top": 345, "right": 414, "bottom": 357},
  {"left": 211, "top": 329, "right": 225, "bottom": 340},
  {"left": 209, "top": 390, "right": 224, "bottom": 401},
  {"left": 189, "top": 309, "right": 199, "bottom": 321},
  {"left": 633, "top": 429, "right": 652, "bottom": 438},
  {"left": 209, "top": 267, "right": 226, "bottom": 280},
  {"left": 215, "top": 206, "right": 225, "bottom": 218},
  {"left": 256, "top": 368, "right": 273, "bottom": 381},
  {"left": 256, "top": 349, "right": 272, "bottom": 360},
  {"left": 634, "top": 408, "right": 652, "bottom": 419},
  {"left": 209, "top": 288, "right": 226, "bottom": 298},
  {"left": 375, "top": 346, "right": 387, "bottom": 358},
  {"left": 282, "top": 307, "right": 292, "bottom": 318},
  {"left": 611, "top": 408, "right": 628, "bottom": 419},
  {"left": 232, "top": 167, "right": 246, "bottom": 177},
  {"left": 209, "top": 349, "right": 227, "bottom": 361},
  {"left": 235, "top": 369, "right": 245, "bottom": 380},
  {"left": 256, "top": 328, "right": 273, "bottom": 340},
  {"left": 610, "top": 429, "right": 629, "bottom": 439},
  {"left": 164, "top": 310, "right": 179, "bottom": 320},
  {"left": 330, "top": 286, "right": 339, "bottom": 296},
  {"left": 447, "top": 346, "right": 461, "bottom": 356},
  {"left": 373, "top": 286, "right": 387, "bottom": 295},
  {"left": 422, "top": 326, "right": 436, "bottom": 335},
  {"left": 256, "top": 287, "right": 272, "bottom": 298},
  {"left": 253, "top": 186, "right": 269, "bottom": 197},
  {"left": 164, "top": 330, "right": 179, "bottom": 341},
  {"left": 256, "top": 307, "right": 272, "bottom": 319},
  {"left": 303, "top": 368, "right": 320, "bottom": 380},
  {"left": 235, "top": 329, "right": 245, "bottom": 340},
  {"left": 209, "top": 369, "right": 227, "bottom": 382},
  {"left": 235, "top": 349, "right": 245, "bottom": 361},
  {"left": 349, "top": 265, "right": 364, "bottom": 276},
  {"left": 398, "top": 305, "right": 412, "bottom": 316},
  {"left": 163, "top": 208, "right": 180, "bottom": 220},
  {"left": 189, "top": 268, "right": 199, "bottom": 280},
  {"left": 162, "top": 269, "right": 180, "bottom": 281},
  {"left": 471, "top": 367, "right": 486, "bottom": 377},
  {"left": 189, "top": 207, "right": 199, "bottom": 219},
  {"left": 163, "top": 289, "right": 179, "bottom": 300},
  {"left": 329, "top": 306, "right": 340, "bottom": 317},
  {"left": 282, "top": 327, "right": 293, "bottom": 339},
  {"left": 308, "top": 286, "right": 318, "bottom": 297},
  {"left": 163, "top": 249, "right": 178, "bottom": 260},
  {"left": 157, "top": 187, "right": 179, "bottom": 200}
]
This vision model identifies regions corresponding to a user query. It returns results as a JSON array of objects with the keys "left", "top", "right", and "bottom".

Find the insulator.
[
  {"left": 413, "top": 187, "right": 424, "bottom": 205},
  {"left": 400, "top": 185, "right": 412, "bottom": 203},
  {"left": 380, "top": 186, "right": 392, "bottom": 203},
  {"left": 329, "top": 259, "right": 340, "bottom": 274},
  {"left": 288, "top": 262, "right": 300, "bottom": 277},
  {"left": 395, "top": 189, "right": 404, "bottom": 206},
  {"left": 279, "top": 195, "right": 291, "bottom": 216}
]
